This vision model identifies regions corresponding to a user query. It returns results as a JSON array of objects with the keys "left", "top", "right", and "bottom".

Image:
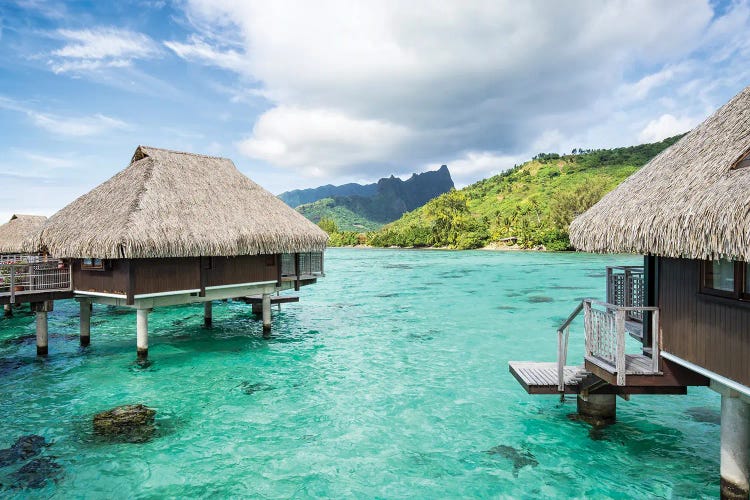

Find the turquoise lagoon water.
[{"left": 0, "top": 248, "right": 720, "bottom": 498}]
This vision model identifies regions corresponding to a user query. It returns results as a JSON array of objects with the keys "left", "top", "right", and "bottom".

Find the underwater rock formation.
[
  {"left": 485, "top": 444, "right": 539, "bottom": 477},
  {"left": 10, "top": 457, "right": 62, "bottom": 489},
  {"left": 0, "top": 435, "right": 48, "bottom": 467},
  {"left": 93, "top": 404, "right": 156, "bottom": 443}
]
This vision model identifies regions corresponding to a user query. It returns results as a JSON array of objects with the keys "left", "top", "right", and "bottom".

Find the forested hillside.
[{"left": 323, "top": 135, "right": 683, "bottom": 249}]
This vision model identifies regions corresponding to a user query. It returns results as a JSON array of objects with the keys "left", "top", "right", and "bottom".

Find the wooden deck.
[
  {"left": 0, "top": 288, "right": 74, "bottom": 305},
  {"left": 508, "top": 362, "right": 589, "bottom": 394},
  {"left": 585, "top": 353, "right": 658, "bottom": 376}
]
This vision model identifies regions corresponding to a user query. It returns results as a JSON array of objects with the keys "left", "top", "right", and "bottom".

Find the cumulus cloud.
[
  {"left": 237, "top": 106, "right": 413, "bottom": 177},
  {"left": 638, "top": 114, "right": 699, "bottom": 143},
  {"left": 169, "top": 0, "right": 749, "bottom": 183},
  {"left": 49, "top": 27, "right": 161, "bottom": 74}
]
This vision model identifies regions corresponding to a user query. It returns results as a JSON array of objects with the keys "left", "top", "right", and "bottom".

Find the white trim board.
[
  {"left": 205, "top": 280, "right": 277, "bottom": 291},
  {"left": 661, "top": 351, "right": 750, "bottom": 399},
  {"left": 74, "top": 290, "right": 127, "bottom": 299},
  {"left": 133, "top": 289, "right": 201, "bottom": 299}
]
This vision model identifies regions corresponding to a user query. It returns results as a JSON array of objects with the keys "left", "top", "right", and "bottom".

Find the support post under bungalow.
[
  {"left": 136, "top": 308, "right": 151, "bottom": 361},
  {"left": 576, "top": 393, "right": 616, "bottom": 427},
  {"left": 262, "top": 293, "right": 271, "bottom": 336},
  {"left": 204, "top": 301, "right": 212, "bottom": 328},
  {"left": 3, "top": 304, "right": 12, "bottom": 318},
  {"left": 79, "top": 299, "right": 91, "bottom": 347},
  {"left": 32, "top": 301, "right": 53, "bottom": 357},
  {"left": 721, "top": 393, "right": 750, "bottom": 499}
]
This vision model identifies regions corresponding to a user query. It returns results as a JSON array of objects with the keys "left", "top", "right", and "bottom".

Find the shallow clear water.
[{"left": 0, "top": 248, "right": 719, "bottom": 498}]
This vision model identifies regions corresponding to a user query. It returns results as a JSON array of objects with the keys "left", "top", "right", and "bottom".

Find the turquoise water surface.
[{"left": 0, "top": 249, "right": 720, "bottom": 498}]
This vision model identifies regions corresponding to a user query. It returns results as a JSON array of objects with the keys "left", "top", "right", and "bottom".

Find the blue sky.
[{"left": 0, "top": 0, "right": 749, "bottom": 222}]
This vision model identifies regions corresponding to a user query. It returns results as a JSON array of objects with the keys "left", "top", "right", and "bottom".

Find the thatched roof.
[
  {"left": 570, "top": 85, "right": 750, "bottom": 261},
  {"left": 0, "top": 214, "right": 47, "bottom": 254},
  {"left": 34, "top": 146, "right": 328, "bottom": 259}
]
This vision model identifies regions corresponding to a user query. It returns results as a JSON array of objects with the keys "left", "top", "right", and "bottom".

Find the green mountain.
[
  {"left": 279, "top": 182, "right": 378, "bottom": 207},
  {"left": 293, "top": 165, "right": 455, "bottom": 231},
  {"left": 365, "top": 135, "right": 684, "bottom": 250}
]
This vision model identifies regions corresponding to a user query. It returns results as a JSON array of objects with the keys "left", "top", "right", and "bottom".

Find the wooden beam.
[{"left": 126, "top": 260, "right": 135, "bottom": 306}]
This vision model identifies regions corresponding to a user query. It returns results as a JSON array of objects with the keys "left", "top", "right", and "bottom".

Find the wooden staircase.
[{"left": 509, "top": 298, "right": 709, "bottom": 397}]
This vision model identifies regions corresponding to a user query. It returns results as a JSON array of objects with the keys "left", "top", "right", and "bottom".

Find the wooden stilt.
[
  {"left": 36, "top": 311, "right": 48, "bottom": 356},
  {"left": 32, "top": 301, "right": 53, "bottom": 356},
  {"left": 137, "top": 308, "right": 150, "bottom": 361},
  {"left": 204, "top": 301, "right": 212, "bottom": 328},
  {"left": 721, "top": 393, "right": 750, "bottom": 499},
  {"left": 262, "top": 293, "right": 271, "bottom": 336},
  {"left": 3, "top": 303, "right": 12, "bottom": 318},
  {"left": 80, "top": 300, "right": 91, "bottom": 347}
]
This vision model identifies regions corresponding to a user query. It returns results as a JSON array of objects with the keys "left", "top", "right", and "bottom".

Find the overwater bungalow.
[
  {"left": 510, "top": 85, "right": 750, "bottom": 498},
  {"left": 3, "top": 146, "right": 327, "bottom": 359},
  {"left": 0, "top": 214, "right": 63, "bottom": 317},
  {"left": 0, "top": 214, "right": 47, "bottom": 256}
]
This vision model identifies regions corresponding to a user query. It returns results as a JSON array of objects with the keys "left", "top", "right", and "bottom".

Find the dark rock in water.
[
  {"left": 10, "top": 457, "right": 62, "bottom": 489},
  {"left": 485, "top": 444, "right": 538, "bottom": 477},
  {"left": 93, "top": 404, "right": 156, "bottom": 443},
  {"left": 527, "top": 295, "right": 554, "bottom": 303},
  {"left": 0, "top": 435, "right": 48, "bottom": 467},
  {"left": 686, "top": 407, "right": 721, "bottom": 425},
  {"left": 240, "top": 382, "right": 275, "bottom": 395}
]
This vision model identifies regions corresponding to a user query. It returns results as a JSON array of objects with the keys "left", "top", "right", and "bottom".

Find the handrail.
[
  {"left": 557, "top": 300, "right": 584, "bottom": 392},
  {"left": 1, "top": 260, "right": 72, "bottom": 303},
  {"left": 557, "top": 301, "right": 584, "bottom": 335}
]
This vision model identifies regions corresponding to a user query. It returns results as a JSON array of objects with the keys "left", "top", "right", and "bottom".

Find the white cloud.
[
  {"left": 0, "top": 96, "right": 129, "bottom": 137},
  {"left": 49, "top": 27, "right": 161, "bottom": 74},
  {"left": 444, "top": 151, "right": 527, "bottom": 187},
  {"left": 237, "top": 106, "right": 413, "bottom": 177},
  {"left": 164, "top": 36, "right": 246, "bottom": 73},
  {"left": 167, "top": 0, "right": 749, "bottom": 185},
  {"left": 638, "top": 114, "right": 699, "bottom": 143},
  {"left": 31, "top": 112, "right": 128, "bottom": 137}
]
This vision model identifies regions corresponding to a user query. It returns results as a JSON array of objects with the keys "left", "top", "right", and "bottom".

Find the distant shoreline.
[{"left": 328, "top": 243, "right": 550, "bottom": 252}]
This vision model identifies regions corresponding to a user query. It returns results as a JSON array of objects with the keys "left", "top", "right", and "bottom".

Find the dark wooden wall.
[
  {"left": 205, "top": 255, "right": 278, "bottom": 287},
  {"left": 134, "top": 258, "right": 201, "bottom": 294},
  {"left": 659, "top": 257, "right": 750, "bottom": 386},
  {"left": 71, "top": 255, "right": 279, "bottom": 297},
  {"left": 72, "top": 259, "right": 129, "bottom": 295}
]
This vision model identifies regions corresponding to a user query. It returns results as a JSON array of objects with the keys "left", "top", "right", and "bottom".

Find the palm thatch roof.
[
  {"left": 570, "top": 85, "right": 750, "bottom": 261},
  {"left": 0, "top": 214, "right": 47, "bottom": 254},
  {"left": 34, "top": 146, "right": 328, "bottom": 259}
]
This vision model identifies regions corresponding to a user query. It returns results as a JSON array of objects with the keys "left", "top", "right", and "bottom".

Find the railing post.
[
  {"left": 557, "top": 329, "right": 564, "bottom": 392},
  {"left": 9, "top": 265, "right": 15, "bottom": 304},
  {"left": 616, "top": 309, "right": 626, "bottom": 385},
  {"left": 583, "top": 300, "right": 592, "bottom": 356},
  {"left": 651, "top": 308, "right": 660, "bottom": 372}
]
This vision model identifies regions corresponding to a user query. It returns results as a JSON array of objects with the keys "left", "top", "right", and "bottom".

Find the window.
[
  {"left": 705, "top": 259, "right": 735, "bottom": 291},
  {"left": 81, "top": 258, "right": 104, "bottom": 270},
  {"left": 701, "top": 259, "right": 750, "bottom": 299},
  {"left": 732, "top": 150, "right": 750, "bottom": 169}
]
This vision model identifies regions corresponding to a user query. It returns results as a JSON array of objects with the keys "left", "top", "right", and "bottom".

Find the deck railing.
[
  {"left": 606, "top": 266, "right": 645, "bottom": 322},
  {"left": 0, "top": 258, "right": 72, "bottom": 304},
  {"left": 281, "top": 252, "right": 324, "bottom": 278},
  {"left": 557, "top": 299, "right": 659, "bottom": 389}
]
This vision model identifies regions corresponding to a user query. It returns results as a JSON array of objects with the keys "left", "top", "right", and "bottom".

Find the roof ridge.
[
  {"left": 136, "top": 145, "right": 230, "bottom": 161},
  {"left": 119, "top": 156, "right": 157, "bottom": 257}
]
